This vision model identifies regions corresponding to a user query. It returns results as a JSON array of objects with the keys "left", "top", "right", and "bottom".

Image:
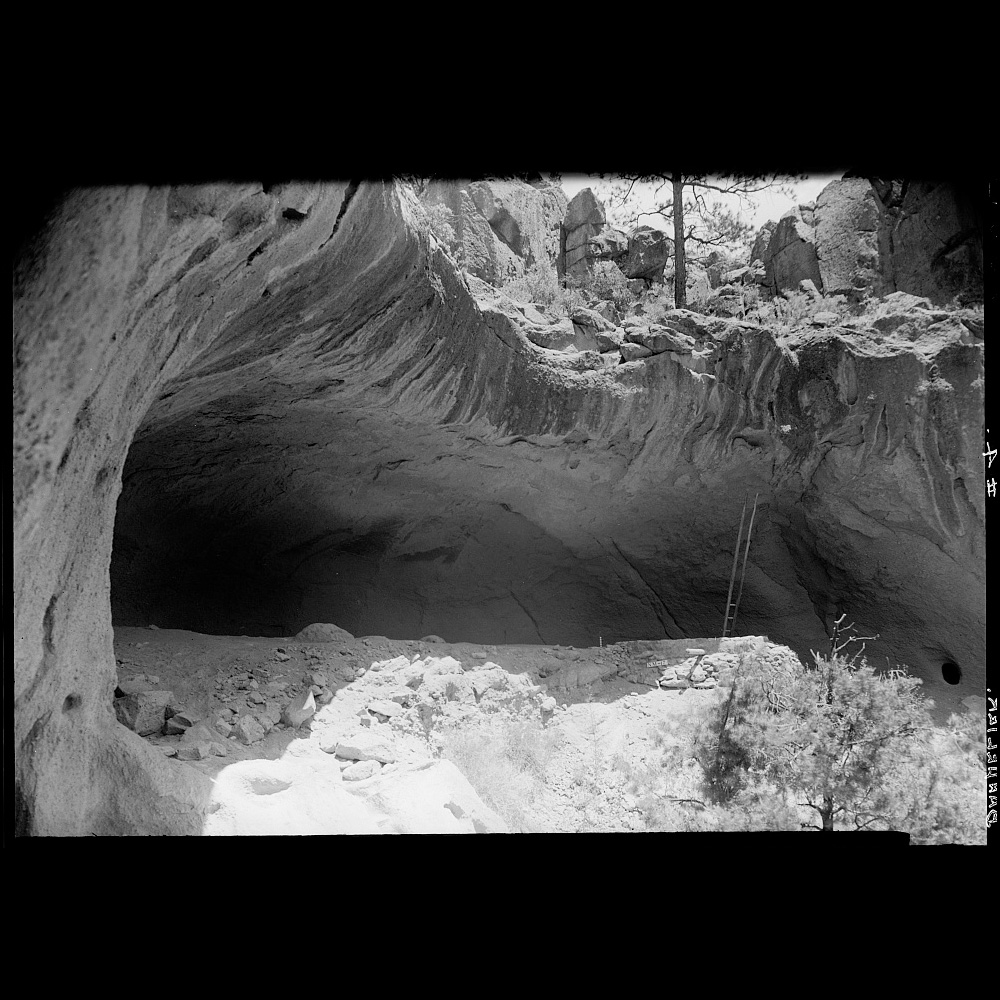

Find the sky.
[{"left": 560, "top": 173, "right": 844, "bottom": 233}]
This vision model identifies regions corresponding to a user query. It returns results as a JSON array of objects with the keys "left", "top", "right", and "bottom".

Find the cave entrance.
[{"left": 109, "top": 395, "right": 680, "bottom": 647}]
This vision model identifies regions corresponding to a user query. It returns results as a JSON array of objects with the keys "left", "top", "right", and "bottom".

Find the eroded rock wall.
[
  {"left": 14, "top": 182, "right": 423, "bottom": 832},
  {"left": 14, "top": 179, "right": 985, "bottom": 835}
]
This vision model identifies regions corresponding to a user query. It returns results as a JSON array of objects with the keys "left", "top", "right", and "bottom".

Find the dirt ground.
[{"left": 113, "top": 625, "right": 760, "bottom": 833}]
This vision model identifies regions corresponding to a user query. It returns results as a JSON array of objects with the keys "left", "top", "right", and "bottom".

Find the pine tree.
[
  {"left": 699, "top": 642, "right": 984, "bottom": 839},
  {"left": 604, "top": 174, "right": 798, "bottom": 308}
]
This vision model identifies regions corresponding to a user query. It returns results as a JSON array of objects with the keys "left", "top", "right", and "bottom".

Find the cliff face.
[
  {"left": 13, "top": 179, "right": 984, "bottom": 835},
  {"left": 417, "top": 178, "right": 566, "bottom": 282},
  {"left": 869, "top": 177, "right": 984, "bottom": 304},
  {"left": 752, "top": 177, "right": 983, "bottom": 304}
]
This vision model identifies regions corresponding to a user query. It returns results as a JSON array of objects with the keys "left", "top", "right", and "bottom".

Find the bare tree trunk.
[
  {"left": 672, "top": 176, "right": 686, "bottom": 309},
  {"left": 821, "top": 795, "right": 835, "bottom": 830}
]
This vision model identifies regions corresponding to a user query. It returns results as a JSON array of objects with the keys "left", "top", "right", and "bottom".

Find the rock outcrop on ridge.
[
  {"left": 751, "top": 177, "right": 984, "bottom": 303},
  {"left": 417, "top": 177, "right": 566, "bottom": 283},
  {"left": 13, "top": 177, "right": 984, "bottom": 835},
  {"left": 559, "top": 190, "right": 671, "bottom": 288}
]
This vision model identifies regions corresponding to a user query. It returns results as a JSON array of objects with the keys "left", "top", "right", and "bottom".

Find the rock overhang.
[{"left": 13, "top": 179, "right": 985, "bottom": 834}]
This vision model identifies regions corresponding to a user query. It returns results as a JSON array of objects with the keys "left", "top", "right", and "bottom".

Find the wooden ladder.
[{"left": 722, "top": 492, "right": 760, "bottom": 638}]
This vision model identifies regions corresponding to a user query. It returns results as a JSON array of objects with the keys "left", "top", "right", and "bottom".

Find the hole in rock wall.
[{"left": 941, "top": 661, "right": 962, "bottom": 685}]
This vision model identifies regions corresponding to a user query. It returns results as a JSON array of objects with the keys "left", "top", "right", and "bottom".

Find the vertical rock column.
[{"left": 560, "top": 188, "right": 608, "bottom": 283}]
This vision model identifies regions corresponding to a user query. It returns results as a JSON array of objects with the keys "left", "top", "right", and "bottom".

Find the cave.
[{"left": 13, "top": 179, "right": 986, "bottom": 835}]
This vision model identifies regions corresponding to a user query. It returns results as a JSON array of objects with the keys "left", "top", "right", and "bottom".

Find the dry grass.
[{"left": 439, "top": 713, "right": 562, "bottom": 832}]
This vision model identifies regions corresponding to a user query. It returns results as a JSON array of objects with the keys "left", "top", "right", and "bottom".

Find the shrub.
[
  {"left": 439, "top": 713, "right": 561, "bottom": 832},
  {"left": 591, "top": 261, "right": 636, "bottom": 313},
  {"left": 501, "top": 262, "right": 560, "bottom": 306},
  {"left": 550, "top": 282, "right": 589, "bottom": 318},
  {"left": 420, "top": 202, "right": 458, "bottom": 249}
]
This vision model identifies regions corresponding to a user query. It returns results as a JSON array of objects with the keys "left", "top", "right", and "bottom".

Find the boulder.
[
  {"left": 620, "top": 342, "right": 654, "bottom": 362},
  {"left": 810, "top": 312, "right": 841, "bottom": 327},
  {"left": 750, "top": 221, "right": 777, "bottom": 272},
  {"left": 563, "top": 187, "right": 606, "bottom": 232},
  {"left": 280, "top": 690, "right": 316, "bottom": 728},
  {"left": 625, "top": 325, "right": 696, "bottom": 355},
  {"left": 369, "top": 654, "right": 411, "bottom": 673},
  {"left": 659, "top": 310, "right": 710, "bottom": 339},
  {"left": 343, "top": 759, "right": 382, "bottom": 781},
  {"left": 763, "top": 209, "right": 823, "bottom": 297},
  {"left": 182, "top": 719, "right": 224, "bottom": 744},
  {"left": 622, "top": 226, "right": 671, "bottom": 283},
  {"left": 596, "top": 328, "right": 625, "bottom": 352},
  {"left": 798, "top": 278, "right": 822, "bottom": 301},
  {"left": 231, "top": 714, "right": 267, "bottom": 746},
  {"left": 114, "top": 690, "right": 175, "bottom": 736},
  {"left": 568, "top": 306, "right": 616, "bottom": 333},
  {"left": 163, "top": 708, "right": 201, "bottom": 735},
  {"left": 251, "top": 710, "right": 275, "bottom": 734},
  {"left": 881, "top": 290, "right": 933, "bottom": 311},
  {"left": 325, "top": 729, "right": 397, "bottom": 764},
  {"left": 527, "top": 317, "right": 598, "bottom": 353},
  {"left": 420, "top": 656, "right": 465, "bottom": 676},
  {"left": 593, "top": 300, "right": 620, "bottom": 325},
  {"left": 705, "top": 251, "right": 726, "bottom": 290},
  {"left": 588, "top": 228, "right": 629, "bottom": 262},
  {"left": 812, "top": 177, "right": 882, "bottom": 298},
  {"left": 295, "top": 623, "right": 354, "bottom": 642},
  {"left": 367, "top": 698, "right": 403, "bottom": 719},
  {"left": 562, "top": 188, "right": 608, "bottom": 280}
]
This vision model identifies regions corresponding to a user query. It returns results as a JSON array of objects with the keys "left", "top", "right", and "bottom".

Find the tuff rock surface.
[
  {"left": 752, "top": 177, "right": 983, "bottom": 303},
  {"left": 13, "top": 178, "right": 985, "bottom": 835},
  {"left": 560, "top": 187, "right": 609, "bottom": 280},
  {"left": 621, "top": 226, "right": 671, "bottom": 284},
  {"left": 417, "top": 177, "right": 566, "bottom": 284}
]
